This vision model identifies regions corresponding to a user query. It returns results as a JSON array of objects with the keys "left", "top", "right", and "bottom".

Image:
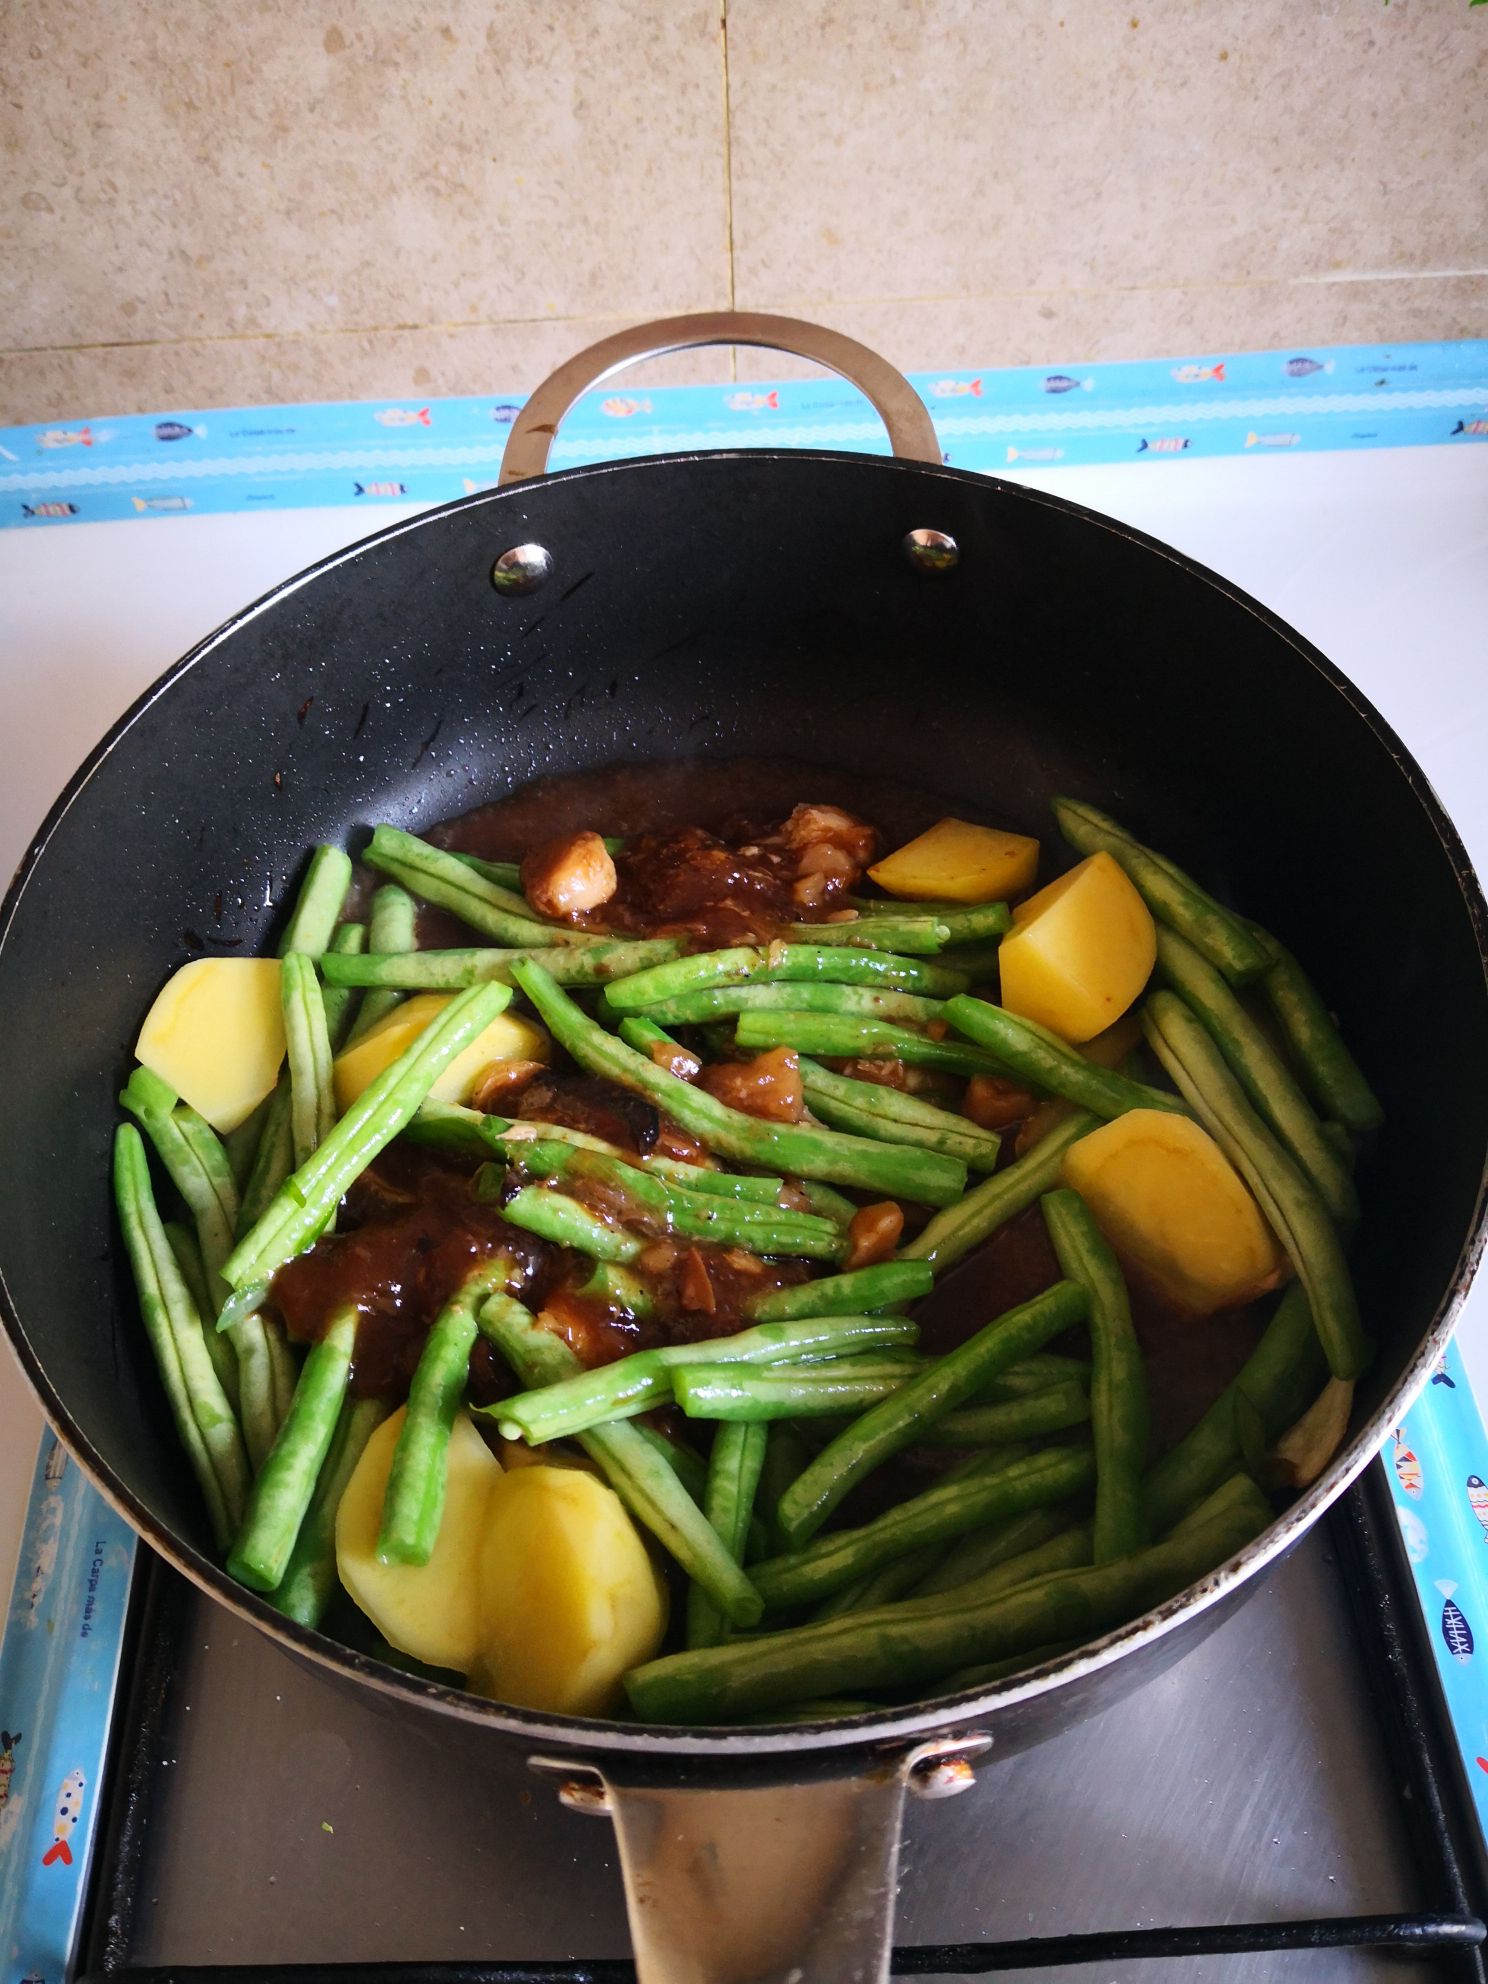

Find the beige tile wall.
[{"left": 1, "top": 0, "right": 1483, "bottom": 421}]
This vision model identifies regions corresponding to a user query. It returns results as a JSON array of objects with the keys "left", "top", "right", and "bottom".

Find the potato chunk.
[
  {"left": 135, "top": 956, "right": 286, "bottom": 1132},
  {"left": 470, "top": 1466, "right": 668, "bottom": 1715},
  {"left": 1062, "top": 1109, "right": 1282, "bottom": 1314},
  {"left": 336, "top": 1407, "right": 503, "bottom": 1674},
  {"left": 868, "top": 817, "right": 1038, "bottom": 903},
  {"left": 332, "top": 992, "right": 550, "bottom": 1113},
  {"left": 998, "top": 852, "right": 1155, "bottom": 1042}
]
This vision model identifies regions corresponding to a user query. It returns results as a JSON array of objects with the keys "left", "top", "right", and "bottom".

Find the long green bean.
[
  {"left": 851, "top": 897, "right": 1013, "bottom": 944},
  {"left": 1142, "top": 993, "right": 1369, "bottom": 1380},
  {"left": 746, "top": 1261, "right": 934, "bottom": 1320},
  {"left": 511, "top": 961, "right": 967, "bottom": 1205},
  {"left": 898, "top": 1112, "right": 1099, "bottom": 1275},
  {"left": 228, "top": 1307, "right": 359, "bottom": 1591},
  {"left": 1154, "top": 926, "right": 1358, "bottom": 1224},
  {"left": 119, "top": 1067, "right": 289, "bottom": 1465},
  {"left": 944, "top": 997, "right": 1181, "bottom": 1119},
  {"left": 265, "top": 1396, "right": 390, "bottom": 1627},
  {"left": 499, "top": 1183, "right": 645, "bottom": 1262},
  {"left": 221, "top": 982, "right": 511, "bottom": 1302},
  {"left": 625, "top": 1475, "right": 1269, "bottom": 1721},
  {"left": 378, "top": 1264, "right": 505, "bottom": 1566},
  {"left": 800, "top": 1062, "right": 1003, "bottom": 1173},
  {"left": 672, "top": 1357, "right": 926, "bottom": 1421},
  {"left": 1249, "top": 929, "right": 1384, "bottom": 1134},
  {"left": 1051, "top": 798, "right": 1271, "bottom": 984},
  {"left": 493, "top": 1315, "right": 920, "bottom": 1446},
  {"left": 281, "top": 952, "right": 336, "bottom": 1171},
  {"left": 477, "top": 1293, "right": 762, "bottom": 1627},
  {"left": 1042, "top": 1189, "right": 1147, "bottom": 1561},
  {"left": 604, "top": 943, "right": 970, "bottom": 1009},
  {"left": 776, "top": 1281, "right": 1089, "bottom": 1544},
  {"left": 114, "top": 1125, "right": 248, "bottom": 1549},
  {"left": 748, "top": 1444, "right": 1096, "bottom": 1611},
  {"left": 630, "top": 982, "right": 948, "bottom": 1028},
  {"left": 785, "top": 917, "right": 951, "bottom": 954},
  {"left": 486, "top": 1141, "right": 845, "bottom": 1258},
  {"left": 318, "top": 922, "right": 368, "bottom": 1047},
  {"left": 163, "top": 1220, "right": 241, "bottom": 1411},
  {"left": 913, "top": 1507, "right": 1077, "bottom": 1597},
  {"left": 733, "top": 1011, "right": 1003, "bottom": 1079},
  {"left": 328, "top": 937, "right": 685, "bottom": 994},
  {"left": 919, "top": 1380, "right": 1091, "bottom": 1447},
  {"left": 687, "top": 1421, "right": 768, "bottom": 1651},
  {"left": 366, "top": 824, "right": 602, "bottom": 948},
  {"left": 237, "top": 1081, "right": 295, "bottom": 1233},
  {"left": 1144, "top": 1281, "right": 1325, "bottom": 1532},
  {"left": 344, "top": 883, "right": 419, "bottom": 1040},
  {"left": 278, "top": 845, "right": 354, "bottom": 958}
]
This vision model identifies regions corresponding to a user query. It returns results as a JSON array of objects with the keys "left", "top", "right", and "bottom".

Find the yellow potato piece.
[
  {"left": 336, "top": 1406, "right": 503, "bottom": 1674},
  {"left": 999, "top": 851, "right": 1155, "bottom": 1042},
  {"left": 868, "top": 817, "right": 1039, "bottom": 903},
  {"left": 471, "top": 1466, "right": 668, "bottom": 1716},
  {"left": 135, "top": 956, "right": 286, "bottom": 1132},
  {"left": 332, "top": 992, "right": 550, "bottom": 1113},
  {"left": 1062, "top": 1109, "right": 1282, "bottom": 1315}
]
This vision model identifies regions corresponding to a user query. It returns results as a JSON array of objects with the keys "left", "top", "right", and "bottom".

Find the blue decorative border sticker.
[{"left": 1, "top": 338, "right": 1484, "bottom": 527}]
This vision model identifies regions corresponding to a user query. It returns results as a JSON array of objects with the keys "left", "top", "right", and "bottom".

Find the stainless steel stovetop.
[{"left": 86, "top": 1498, "right": 1478, "bottom": 1984}]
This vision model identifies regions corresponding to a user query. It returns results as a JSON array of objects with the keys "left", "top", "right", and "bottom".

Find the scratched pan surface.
[{"left": 0, "top": 448, "right": 1485, "bottom": 1763}]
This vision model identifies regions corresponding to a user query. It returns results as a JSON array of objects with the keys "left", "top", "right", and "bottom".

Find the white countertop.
[{"left": 3, "top": 441, "right": 1486, "bottom": 1611}]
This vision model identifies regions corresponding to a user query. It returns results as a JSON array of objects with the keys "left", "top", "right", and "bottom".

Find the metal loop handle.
[{"left": 497, "top": 310, "right": 941, "bottom": 483}]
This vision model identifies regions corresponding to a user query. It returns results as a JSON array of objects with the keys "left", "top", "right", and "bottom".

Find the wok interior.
[{"left": 1, "top": 452, "right": 1483, "bottom": 1695}]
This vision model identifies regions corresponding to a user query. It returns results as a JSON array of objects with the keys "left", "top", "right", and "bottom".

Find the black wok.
[{"left": 2, "top": 314, "right": 1486, "bottom": 1982}]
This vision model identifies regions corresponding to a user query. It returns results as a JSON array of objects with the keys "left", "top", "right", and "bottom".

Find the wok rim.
[{"left": 3, "top": 445, "right": 1485, "bottom": 1761}]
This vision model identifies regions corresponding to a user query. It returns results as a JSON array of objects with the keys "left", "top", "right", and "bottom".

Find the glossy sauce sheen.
[{"left": 281, "top": 756, "right": 1260, "bottom": 1465}]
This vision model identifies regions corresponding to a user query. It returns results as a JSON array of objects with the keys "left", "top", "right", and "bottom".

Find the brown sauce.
[{"left": 274, "top": 755, "right": 1265, "bottom": 1468}]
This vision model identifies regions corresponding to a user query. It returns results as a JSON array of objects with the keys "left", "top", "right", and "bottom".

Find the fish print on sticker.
[
  {"left": 1245, "top": 431, "right": 1300, "bottom": 449},
  {"left": 37, "top": 425, "right": 95, "bottom": 449},
  {"left": 1431, "top": 1353, "right": 1456, "bottom": 1388},
  {"left": 374, "top": 407, "right": 431, "bottom": 428},
  {"left": 1397, "top": 1506, "right": 1429, "bottom": 1565},
  {"left": 491, "top": 403, "right": 524, "bottom": 424},
  {"left": 932, "top": 378, "right": 983, "bottom": 398},
  {"left": 1172, "top": 363, "right": 1226, "bottom": 384},
  {"left": 1043, "top": 374, "right": 1093, "bottom": 394},
  {"left": 600, "top": 397, "right": 651, "bottom": 418},
  {"left": 130, "top": 495, "right": 192, "bottom": 512},
  {"left": 1283, "top": 357, "right": 1332, "bottom": 378},
  {"left": 0, "top": 1730, "right": 20, "bottom": 1807},
  {"left": 724, "top": 391, "right": 780, "bottom": 412},
  {"left": 354, "top": 481, "right": 407, "bottom": 497},
  {"left": 1393, "top": 1430, "right": 1423, "bottom": 1499},
  {"left": 1005, "top": 445, "right": 1063, "bottom": 463},
  {"left": 1438, "top": 1581, "right": 1474, "bottom": 1663},
  {"left": 1452, "top": 420, "right": 1488, "bottom": 437},
  {"left": 1137, "top": 437, "right": 1190, "bottom": 453},
  {"left": 1467, "top": 1476, "right": 1488, "bottom": 1542},
  {"left": 42, "top": 1767, "right": 85, "bottom": 1865},
  {"left": 154, "top": 420, "right": 205, "bottom": 441},
  {"left": 22, "top": 502, "right": 78, "bottom": 518}
]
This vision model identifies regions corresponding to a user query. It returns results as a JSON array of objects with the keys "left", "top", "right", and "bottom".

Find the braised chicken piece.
[{"left": 520, "top": 829, "right": 618, "bottom": 921}]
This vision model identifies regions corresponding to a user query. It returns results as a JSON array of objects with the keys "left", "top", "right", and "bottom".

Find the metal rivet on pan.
[
  {"left": 901, "top": 527, "right": 960, "bottom": 575},
  {"left": 492, "top": 542, "right": 554, "bottom": 595}
]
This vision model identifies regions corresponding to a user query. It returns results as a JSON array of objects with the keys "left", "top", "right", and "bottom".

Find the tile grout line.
[
  {"left": 720, "top": 0, "right": 737, "bottom": 382},
  {"left": 4, "top": 270, "right": 1485, "bottom": 365}
]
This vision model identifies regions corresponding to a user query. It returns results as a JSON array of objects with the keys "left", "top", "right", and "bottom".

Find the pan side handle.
[
  {"left": 497, "top": 311, "right": 942, "bottom": 484},
  {"left": 530, "top": 1734, "right": 988, "bottom": 1984}
]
